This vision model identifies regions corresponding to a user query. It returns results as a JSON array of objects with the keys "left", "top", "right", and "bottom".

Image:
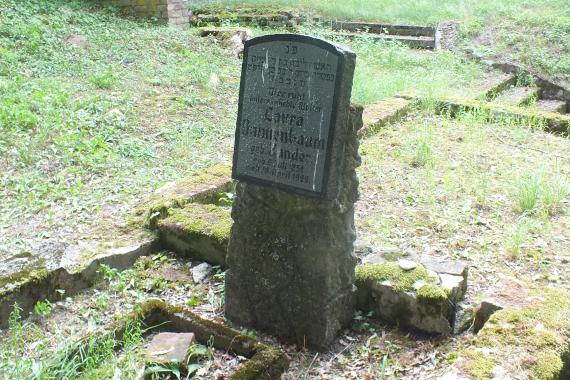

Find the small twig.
[{"left": 302, "top": 353, "right": 319, "bottom": 380}]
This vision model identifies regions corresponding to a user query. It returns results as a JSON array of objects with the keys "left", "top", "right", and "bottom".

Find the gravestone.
[{"left": 225, "top": 34, "right": 360, "bottom": 350}]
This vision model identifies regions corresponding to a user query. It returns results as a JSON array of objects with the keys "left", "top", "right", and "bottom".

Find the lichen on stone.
[{"left": 355, "top": 262, "right": 440, "bottom": 293}]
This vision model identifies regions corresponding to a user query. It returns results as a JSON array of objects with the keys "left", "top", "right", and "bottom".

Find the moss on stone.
[
  {"left": 128, "top": 164, "right": 232, "bottom": 230},
  {"left": 231, "top": 345, "right": 288, "bottom": 380},
  {"left": 0, "top": 266, "right": 50, "bottom": 295},
  {"left": 417, "top": 283, "right": 448, "bottom": 302},
  {"left": 355, "top": 262, "right": 439, "bottom": 293},
  {"left": 162, "top": 203, "right": 232, "bottom": 245}
]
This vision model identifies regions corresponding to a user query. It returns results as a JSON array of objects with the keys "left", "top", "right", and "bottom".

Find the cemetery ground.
[{"left": 1, "top": 0, "right": 570, "bottom": 379}]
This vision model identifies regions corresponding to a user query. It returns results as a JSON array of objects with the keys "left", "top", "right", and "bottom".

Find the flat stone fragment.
[
  {"left": 419, "top": 255, "right": 468, "bottom": 280},
  {"left": 365, "top": 282, "right": 451, "bottom": 335},
  {"left": 439, "top": 273, "right": 467, "bottom": 303},
  {"left": 192, "top": 262, "right": 212, "bottom": 284},
  {"left": 398, "top": 258, "right": 417, "bottom": 271},
  {"left": 146, "top": 332, "right": 195, "bottom": 367},
  {"left": 355, "top": 263, "right": 453, "bottom": 335}
]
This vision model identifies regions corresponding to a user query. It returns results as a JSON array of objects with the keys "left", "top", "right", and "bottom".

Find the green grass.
[
  {"left": 0, "top": 0, "right": 239, "bottom": 255},
  {"left": 0, "top": 303, "right": 146, "bottom": 379},
  {"left": 197, "top": 0, "right": 570, "bottom": 82},
  {"left": 0, "top": 0, "right": 489, "bottom": 257},
  {"left": 259, "top": 25, "right": 485, "bottom": 103},
  {"left": 358, "top": 104, "right": 570, "bottom": 264}
]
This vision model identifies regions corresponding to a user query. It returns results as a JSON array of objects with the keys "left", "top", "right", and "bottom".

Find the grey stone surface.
[
  {"left": 192, "top": 262, "right": 212, "bottom": 284},
  {"left": 398, "top": 258, "right": 417, "bottom": 271},
  {"left": 356, "top": 254, "right": 469, "bottom": 335},
  {"left": 439, "top": 273, "right": 467, "bottom": 303},
  {"left": 362, "top": 281, "right": 452, "bottom": 335},
  {"left": 225, "top": 92, "right": 361, "bottom": 351},
  {"left": 361, "top": 253, "right": 387, "bottom": 265},
  {"left": 453, "top": 302, "right": 474, "bottom": 335},
  {"left": 419, "top": 255, "right": 468, "bottom": 280},
  {"left": 146, "top": 332, "right": 195, "bottom": 368}
]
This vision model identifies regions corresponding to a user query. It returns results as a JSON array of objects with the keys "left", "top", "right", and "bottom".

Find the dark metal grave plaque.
[{"left": 232, "top": 34, "right": 355, "bottom": 199}]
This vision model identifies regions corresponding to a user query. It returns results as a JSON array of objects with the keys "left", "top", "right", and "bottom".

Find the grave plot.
[
  {"left": 2, "top": 1, "right": 570, "bottom": 379},
  {"left": 190, "top": 4, "right": 459, "bottom": 50}
]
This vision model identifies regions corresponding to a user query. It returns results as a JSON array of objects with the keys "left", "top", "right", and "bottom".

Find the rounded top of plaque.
[{"left": 245, "top": 33, "right": 354, "bottom": 57}]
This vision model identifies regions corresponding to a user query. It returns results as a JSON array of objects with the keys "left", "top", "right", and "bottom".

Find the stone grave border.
[{"left": 37, "top": 299, "right": 288, "bottom": 379}]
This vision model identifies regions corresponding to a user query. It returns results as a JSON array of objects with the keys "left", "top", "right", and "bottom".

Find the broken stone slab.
[
  {"left": 419, "top": 254, "right": 468, "bottom": 281},
  {"left": 156, "top": 203, "right": 231, "bottom": 267},
  {"left": 363, "top": 253, "right": 467, "bottom": 301},
  {"left": 129, "top": 163, "right": 232, "bottom": 229},
  {"left": 191, "top": 262, "right": 212, "bottom": 283},
  {"left": 146, "top": 332, "right": 195, "bottom": 369},
  {"left": 356, "top": 262, "right": 454, "bottom": 335}
]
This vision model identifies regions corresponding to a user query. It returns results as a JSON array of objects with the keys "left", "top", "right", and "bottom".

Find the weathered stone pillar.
[{"left": 225, "top": 106, "right": 362, "bottom": 349}]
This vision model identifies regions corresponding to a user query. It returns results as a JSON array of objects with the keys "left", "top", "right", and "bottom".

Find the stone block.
[
  {"left": 146, "top": 332, "right": 195, "bottom": 369},
  {"left": 226, "top": 104, "right": 362, "bottom": 350},
  {"left": 130, "top": 163, "right": 232, "bottom": 229},
  {"left": 357, "top": 254, "right": 468, "bottom": 335},
  {"left": 156, "top": 203, "right": 231, "bottom": 267},
  {"left": 355, "top": 262, "right": 453, "bottom": 335}
]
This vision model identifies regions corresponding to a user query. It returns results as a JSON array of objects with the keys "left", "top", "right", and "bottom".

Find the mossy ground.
[{"left": 465, "top": 287, "right": 570, "bottom": 379}]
